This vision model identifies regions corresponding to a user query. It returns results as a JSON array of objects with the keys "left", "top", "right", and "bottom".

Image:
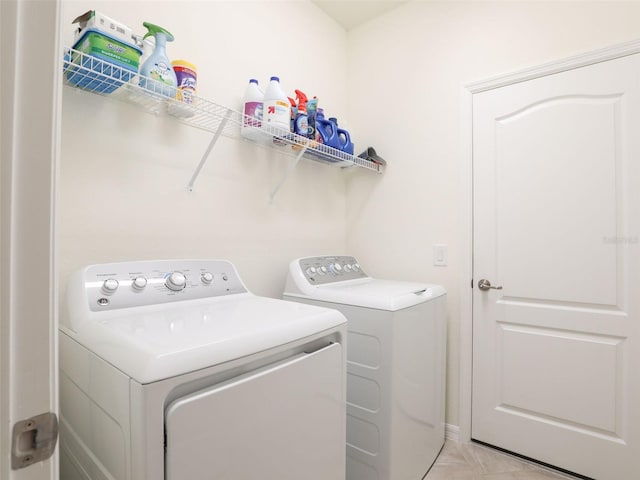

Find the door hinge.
[{"left": 11, "top": 412, "right": 58, "bottom": 470}]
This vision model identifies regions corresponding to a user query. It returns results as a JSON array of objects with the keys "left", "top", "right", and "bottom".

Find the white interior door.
[
  {"left": 0, "top": 0, "right": 61, "bottom": 479},
  {"left": 472, "top": 52, "right": 640, "bottom": 479}
]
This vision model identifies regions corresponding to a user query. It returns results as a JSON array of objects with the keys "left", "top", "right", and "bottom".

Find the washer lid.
[
  {"left": 62, "top": 294, "right": 346, "bottom": 384},
  {"left": 285, "top": 278, "right": 446, "bottom": 311}
]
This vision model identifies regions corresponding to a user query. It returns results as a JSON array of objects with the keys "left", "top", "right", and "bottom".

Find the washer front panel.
[{"left": 83, "top": 259, "right": 247, "bottom": 312}]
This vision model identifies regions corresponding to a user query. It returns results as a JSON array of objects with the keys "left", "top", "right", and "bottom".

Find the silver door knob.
[{"left": 478, "top": 279, "right": 503, "bottom": 291}]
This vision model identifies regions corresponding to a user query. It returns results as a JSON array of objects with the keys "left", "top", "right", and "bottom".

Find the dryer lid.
[
  {"left": 62, "top": 295, "right": 346, "bottom": 384},
  {"left": 285, "top": 278, "right": 446, "bottom": 311}
]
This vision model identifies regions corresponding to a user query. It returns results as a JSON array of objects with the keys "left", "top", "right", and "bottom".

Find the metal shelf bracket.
[
  {"left": 269, "top": 144, "right": 309, "bottom": 203},
  {"left": 187, "top": 109, "right": 233, "bottom": 191}
]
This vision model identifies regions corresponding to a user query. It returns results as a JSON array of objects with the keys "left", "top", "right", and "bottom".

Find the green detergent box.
[{"left": 66, "top": 28, "right": 142, "bottom": 94}]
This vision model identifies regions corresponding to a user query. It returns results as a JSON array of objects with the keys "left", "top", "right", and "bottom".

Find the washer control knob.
[
  {"left": 344, "top": 264, "right": 352, "bottom": 272},
  {"left": 318, "top": 266, "right": 328, "bottom": 275},
  {"left": 102, "top": 278, "right": 119, "bottom": 294},
  {"left": 330, "top": 263, "right": 343, "bottom": 274},
  {"left": 165, "top": 271, "right": 187, "bottom": 291},
  {"left": 305, "top": 267, "right": 317, "bottom": 276},
  {"left": 201, "top": 272, "right": 214, "bottom": 285},
  {"left": 131, "top": 276, "right": 147, "bottom": 291},
  {"left": 353, "top": 263, "right": 361, "bottom": 272}
]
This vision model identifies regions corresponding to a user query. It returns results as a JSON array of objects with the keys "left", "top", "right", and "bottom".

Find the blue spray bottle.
[{"left": 139, "top": 22, "right": 177, "bottom": 97}]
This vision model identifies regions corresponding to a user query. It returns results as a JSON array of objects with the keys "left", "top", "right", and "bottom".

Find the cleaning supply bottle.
[
  {"left": 132, "top": 34, "right": 154, "bottom": 67},
  {"left": 315, "top": 108, "right": 339, "bottom": 148},
  {"left": 262, "top": 76, "right": 291, "bottom": 134},
  {"left": 172, "top": 59, "right": 197, "bottom": 104},
  {"left": 330, "top": 117, "right": 354, "bottom": 155},
  {"left": 293, "top": 89, "right": 309, "bottom": 137},
  {"left": 307, "top": 97, "right": 318, "bottom": 141},
  {"left": 139, "top": 22, "right": 177, "bottom": 98},
  {"left": 241, "top": 79, "right": 264, "bottom": 141},
  {"left": 288, "top": 96, "right": 297, "bottom": 133}
]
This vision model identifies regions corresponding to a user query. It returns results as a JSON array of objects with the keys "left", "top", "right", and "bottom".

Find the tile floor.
[{"left": 425, "top": 440, "right": 579, "bottom": 480}]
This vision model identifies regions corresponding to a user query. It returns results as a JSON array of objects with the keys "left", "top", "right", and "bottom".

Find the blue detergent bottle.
[
  {"left": 315, "top": 109, "right": 339, "bottom": 149},
  {"left": 139, "top": 22, "right": 177, "bottom": 97},
  {"left": 330, "top": 117, "right": 354, "bottom": 155}
]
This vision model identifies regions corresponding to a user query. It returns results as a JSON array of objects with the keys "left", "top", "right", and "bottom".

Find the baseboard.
[{"left": 445, "top": 423, "right": 460, "bottom": 442}]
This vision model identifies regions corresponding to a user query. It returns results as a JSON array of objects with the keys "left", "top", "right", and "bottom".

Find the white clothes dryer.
[
  {"left": 283, "top": 255, "right": 447, "bottom": 480},
  {"left": 59, "top": 259, "right": 347, "bottom": 480}
]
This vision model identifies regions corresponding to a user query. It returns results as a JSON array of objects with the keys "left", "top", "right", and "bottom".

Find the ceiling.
[{"left": 311, "top": 1, "right": 408, "bottom": 31}]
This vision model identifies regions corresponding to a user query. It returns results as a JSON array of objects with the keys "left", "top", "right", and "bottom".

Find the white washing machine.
[
  {"left": 283, "top": 255, "right": 447, "bottom": 480},
  {"left": 59, "top": 259, "right": 347, "bottom": 480}
]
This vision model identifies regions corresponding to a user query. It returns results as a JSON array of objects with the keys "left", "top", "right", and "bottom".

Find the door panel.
[
  {"left": 496, "top": 95, "right": 619, "bottom": 305},
  {"left": 499, "top": 325, "right": 621, "bottom": 433},
  {"left": 472, "top": 53, "right": 640, "bottom": 479}
]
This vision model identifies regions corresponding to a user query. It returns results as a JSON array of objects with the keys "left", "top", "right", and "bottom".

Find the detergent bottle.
[
  {"left": 307, "top": 97, "right": 318, "bottom": 140},
  {"left": 139, "top": 22, "right": 177, "bottom": 97},
  {"left": 293, "top": 89, "right": 309, "bottom": 137},
  {"left": 262, "top": 76, "right": 291, "bottom": 134},
  {"left": 330, "top": 117, "right": 355, "bottom": 155},
  {"left": 241, "top": 79, "right": 265, "bottom": 141},
  {"left": 315, "top": 109, "right": 339, "bottom": 149},
  {"left": 288, "top": 96, "right": 297, "bottom": 133}
]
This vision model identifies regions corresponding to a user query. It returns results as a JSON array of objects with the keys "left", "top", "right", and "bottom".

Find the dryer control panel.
[
  {"left": 77, "top": 259, "right": 248, "bottom": 312},
  {"left": 297, "top": 256, "right": 368, "bottom": 285}
]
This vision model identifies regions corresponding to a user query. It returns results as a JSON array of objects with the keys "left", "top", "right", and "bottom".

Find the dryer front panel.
[{"left": 165, "top": 342, "right": 345, "bottom": 479}]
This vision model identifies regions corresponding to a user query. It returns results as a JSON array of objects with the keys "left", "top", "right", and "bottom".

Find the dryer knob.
[
  {"left": 201, "top": 272, "right": 214, "bottom": 285},
  {"left": 132, "top": 276, "right": 148, "bottom": 291},
  {"left": 166, "top": 271, "right": 187, "bottom": 291},
  {"left": 102, "top": 278, "right": 119, "bottom": 294}
]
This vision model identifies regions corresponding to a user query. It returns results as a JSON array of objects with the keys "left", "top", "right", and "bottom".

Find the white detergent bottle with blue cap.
[
  {"left": 262, "top": 76, "right": 291, "bottom": 133},
  {"left": 241, "top": 79, "right": 265, "bottom": 142},
  {"left": 139, "top": 22, "right": 177, "bottom": 97}
]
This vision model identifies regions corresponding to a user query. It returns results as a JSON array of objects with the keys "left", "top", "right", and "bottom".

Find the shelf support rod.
[
  {"left": 188, "top": 108, "right": 233, "bottom": 191},
  {"left": 269, "top": 144, "right": 309, "bottom": 204}
]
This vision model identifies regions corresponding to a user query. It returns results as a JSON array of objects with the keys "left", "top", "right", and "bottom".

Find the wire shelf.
[{"left": 62, "top": 47, "right": 384, "bottom": 178}]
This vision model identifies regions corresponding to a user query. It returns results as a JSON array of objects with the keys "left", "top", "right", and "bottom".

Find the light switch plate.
[{"left": 433, "top": 244, "right": 448, "bottom": 266}]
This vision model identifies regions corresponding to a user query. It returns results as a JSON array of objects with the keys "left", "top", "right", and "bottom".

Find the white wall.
[
  {"left": 346, "top": 1, "right": 640, "bottom": 427},
  {"left": 58, "top": 0, "right": 362, "bottom": 300},
  {"left": 59, "top": 0, "right": 640, "bottom": 431}
]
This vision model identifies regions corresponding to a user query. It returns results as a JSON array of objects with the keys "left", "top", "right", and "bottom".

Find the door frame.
[
  {"left": 459, "top": 37, "right": 640, "bottom": 443},
  {"left": 0, "top": 0, "right": 62, "bottom": 478}
]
